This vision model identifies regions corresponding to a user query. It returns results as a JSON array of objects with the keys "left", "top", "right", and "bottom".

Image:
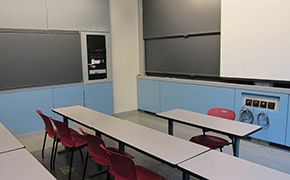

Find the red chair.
[
  {"left": 100, "top": 144, "right": 167, "bottom": 180},
  {"left": 189, "top": 108, "right": 236, "bottom": 153},
  {"left": 50, "top": 117, "right": 88, "bottom": 180},
  {"left": 36, "top": 110, "right": 57, "bottom": 170},
  {"left": 79, "top": 128, "right": 134, "bottom": 180},
  {"left": 36, "top": 110, "right": 79, "bottom": 170}
]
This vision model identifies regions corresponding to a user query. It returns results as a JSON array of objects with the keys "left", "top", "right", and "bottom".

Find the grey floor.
[{"left": 17, "top": 110, "right": 290, "bottom": 180}]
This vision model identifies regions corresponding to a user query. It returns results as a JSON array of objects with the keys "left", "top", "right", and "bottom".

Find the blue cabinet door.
[
  {"left": 235, "top": 89, "right": 288, "bottom": 145},
  {"left": 0, "top": 89, "right": 53, "bottom": 135},
  {"left": 84, "top": 82, "right": 114, "bottom": 115},
  {"left": 52, "top": 85, "right": 84, "bottom": 121},
  {"left": 137, "top": 79, "right": 160, "bottom": 113},
  {"left": 285, "top": 96, "right": 290, "bottom": 146},
  {"left": 160, "top": 81, "right": 235, "bottom": 114}
]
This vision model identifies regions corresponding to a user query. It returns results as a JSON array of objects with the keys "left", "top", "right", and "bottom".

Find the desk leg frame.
[
  {"left": 183, "top": 172, "right": 190, "bottom": 180},
  {"left": 233, "top": 137, "right": 240, "bottom": 157},
  {"left": 168, "top": 119, "right": 173, "bottom": 135}
]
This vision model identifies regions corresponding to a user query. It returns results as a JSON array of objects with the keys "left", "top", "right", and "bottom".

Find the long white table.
[
  {"left": 157, "top": 109, "right": 262, "bottom": 157},
  {"left": 0, "top": 148, "right": 56, "bottom": 180},
  {"left": 53, "top": 106, "right": 210, "bottom": 180},
  {"left": 96, "top": 120, "right": 209, "bottom": 165},
  {"left": 52, "top": 105, "right": 120, "bottom": 129},
  {"left": 0, "top": 122, "right": 25, "bottom": 154},
  {"left": 178, "top": 150, "right": 290, "bottom": 180}
]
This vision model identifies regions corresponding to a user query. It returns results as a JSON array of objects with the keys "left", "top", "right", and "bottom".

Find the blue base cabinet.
[
  {"left": 53, "top": 85, "right": 84, "bottom": 121},
  {"left": 137, "top": 78, "right": 290, "bottom": 146},
  {"left": 160, "top": 81, "right": 235, "bottom": 114},
  {"left": 235, "top": 89, "right": 288, "bottom": 145},
  {"left": 84, "top": 83, "right": 114, "bottom": 115},
  {"left": 0, "top": 82, "right": 114, "bottom": 135},
  {"left": 137, "top": 79, "right": 160, "bottom": 113},
  {"left": 0, "top": 89, "right": 54, "bottom": 135}
]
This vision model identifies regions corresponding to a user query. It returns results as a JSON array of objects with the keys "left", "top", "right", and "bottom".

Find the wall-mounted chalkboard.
[
  {"left": 145, "top": 35, "right": 220, "bottom": 76},
  {"left": 143, "top": 0, "right": 221, "bottom": 77},
  {"left": 143, "top": 0, "right": 220, "bottom": 38},
  {"left": 0, "top": 32, "right": 82, "bottom": 90}
]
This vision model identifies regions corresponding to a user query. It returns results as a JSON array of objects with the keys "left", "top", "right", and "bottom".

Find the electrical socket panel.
[{"left": 244, "top": 96, "right": 277, "bottom": 110}]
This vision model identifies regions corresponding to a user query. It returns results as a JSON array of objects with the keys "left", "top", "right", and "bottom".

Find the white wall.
[{"left": 110, "top": 0, "right": 140, "bottom": 113}]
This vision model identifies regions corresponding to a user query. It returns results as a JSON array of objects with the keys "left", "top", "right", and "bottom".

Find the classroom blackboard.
[
  {"left": 0, "top": 32, "right": 82, "bottom": 90},
  {"left": 145, "top": 35, "right": 220, "bottom": 76},
  {"left": 143, "top": 0, "right": 221, "bottom": 77}
]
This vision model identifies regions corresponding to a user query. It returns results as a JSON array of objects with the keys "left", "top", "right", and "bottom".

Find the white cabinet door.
[
  {"left": 47, "top": 0, "right": 109, "bottom": 31},
  {"left": 0, "top": 0, "right": 47, "bottom": 29}
]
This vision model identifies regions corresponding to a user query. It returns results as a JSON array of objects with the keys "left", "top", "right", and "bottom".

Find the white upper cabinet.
[
  {"left": 0, "top": 0, "right": 48, "bottom": 29},
  {"left": 47, "top": 0, "right": 109, "bottom": 31},
  {"left": 0, "top": 0, "right": 110, "bottom": 32}
]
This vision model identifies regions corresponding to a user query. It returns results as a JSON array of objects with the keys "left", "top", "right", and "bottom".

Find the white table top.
[
  {"left": 52, "top": 105, "right": 122, "bottom": 129},
  {"left": 0, "top": 122, "right": 25, "bottom": 154},
  {"left": 0, "top": 148, "right": 56, "bottom": 179},
  {"left": 97, "top": 120, "right": 210, "bottom": 165},
  {"left": 157, "top": 109, "right": 261, "bottom": 138},
  {"left": 53, "top": 106, "right": 210, "bottom": 165},
  {"left": 178, "top": 150, "right": 290, "bottom": 180}
]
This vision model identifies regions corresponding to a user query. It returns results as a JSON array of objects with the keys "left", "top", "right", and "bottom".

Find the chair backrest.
[
  {"left": 207, "top": 108, "right": 236, "bottom": 120},
  {"left": 100, "top": 144, "right": 138, "bottom": 180},
  {"left": 36, "top": 110, "right": 56, "bottom": 137},
  {"left": 50, "top": 117, "right": 75, "bottom": 147},
  {"left": 79, "top": 128, "right": 110, "bottom": 165}
]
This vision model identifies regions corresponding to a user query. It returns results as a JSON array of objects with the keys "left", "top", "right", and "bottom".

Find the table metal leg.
[
  {"left": 233, "top": 137, "right": 240, "bottom": 157},
  {"left": 119, "top": 142, "right": 125, "bottom": 151},
  {"left": 63, "top": 116, "right": 68, "bottom": 124},
  {"left": 168, "top": 119, "right": 173, "bottom": 135},
  {"left": 183, "top": 172, "right": 190, "bottom": 180}
]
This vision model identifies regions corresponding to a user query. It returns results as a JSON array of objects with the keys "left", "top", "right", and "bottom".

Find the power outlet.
[
  {"left": 268, "top": 102, "right": 276, "bottom": 110},
  {"left": 245, "top": 99, "right": 252, "bottom": 106},
  {"left": 253, "top": 100, "right": 260, "bottom": 107},
  {"left": 260, "top": 101, "right": 267, "bottom": 108}
]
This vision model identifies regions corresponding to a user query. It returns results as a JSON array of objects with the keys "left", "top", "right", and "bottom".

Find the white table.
[
  {"left": 0, "top": 122, "right": 25, "bottom": 154},
  {"left": 52, "top": 105, "right": 121, "bottom": 130},
  {"left": 0, "top": 148, "right": 56, "bottom": 179},
  {"left": 53, "top": 106, "right": 210, "bottom": 180},
  {"left": 178, "top": 150, "right": 290, "bottom": 180},
  {"left": 157, "top": 109, "right": 262, "bottom": 157},
  {"left": 97, "top": 120, "right": 209, "bottom": 166}
]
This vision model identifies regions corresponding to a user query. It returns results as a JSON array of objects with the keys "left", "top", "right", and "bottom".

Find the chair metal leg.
[
  {"left": 106, "top": 172, "right": 111, "bottom": 180},
  {"left": 79, "top": 148, "right": 84, "bottom": 162},
  {"left": 69, "top": 147, "right": 75, "bottom": 180},
  {"left": 42, "top": 131, "right": 48, "bottom": 159},
  {"left": 53, "top": 140, "right": 59, "bottom": 171},
  {"left": 82, "top": 152, "right": 89, "bottom": 180},
  {"left": 50, "top": 138, "right": 58, "bottom": 170}
]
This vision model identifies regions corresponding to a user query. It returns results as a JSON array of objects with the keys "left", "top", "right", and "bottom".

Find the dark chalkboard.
[
  {"left": 143, "top": 0, "right": 220, "bottom": 38},
  {"left": 145, "top": 35, "right": 220, "bottom": 76},
  {"left": 143, "top": 0, "right": 221, "bottom": 77},
  {"left": 0, "top": 32, "right": 82, "bottom": 90}
]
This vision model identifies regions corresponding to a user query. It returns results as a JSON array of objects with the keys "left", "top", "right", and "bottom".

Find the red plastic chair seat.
[
  {"left": 135, "top": 165, "right": 167, "bottom": 180},
  {"left": 47, "top": 128, "right": 78, "bottom": 139},
  {"left": 190, "top": 134, "right": 229, "bottom": 150},
  {"left": 56, "top": 131, "right": 87, "bottom": 148},
  {"left": 90, "top": 147, "right": 134, "bottom": 166},
  {"left": 189, "top": 108, "right": 236, "bottom": 152},
  {"left": 101, "top": 145, "right": 167, "bottom": 180}
]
